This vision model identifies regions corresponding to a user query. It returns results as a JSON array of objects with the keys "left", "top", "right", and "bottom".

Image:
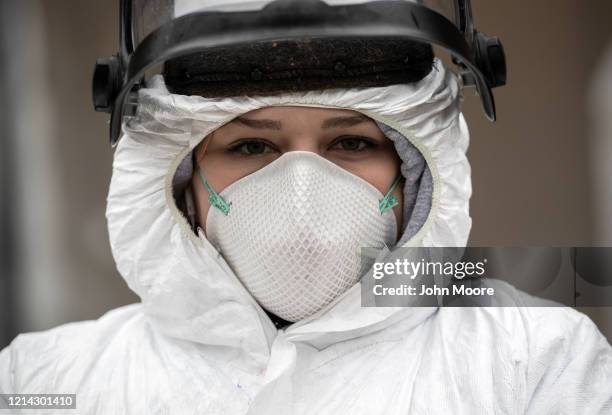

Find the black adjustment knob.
[
  {"left": 334, "top": 60, "right": 347, "bottom": 74},
  {"left": 250, "top": 68, "right": 264, "bottom": 81},
  {"left": 475, "top": 32, "right": 507, "bottom": 89},
  {"left": 92, "top": 55, "right": 122, "bottom": 113}
]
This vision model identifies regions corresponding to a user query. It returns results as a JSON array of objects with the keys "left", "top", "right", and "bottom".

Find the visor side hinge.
[{"left": 92, "top": 54, "right": 123, "bottom": 113}]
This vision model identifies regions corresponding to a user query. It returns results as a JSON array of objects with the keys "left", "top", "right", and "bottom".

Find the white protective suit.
[{"left": 1, "top": 58, "right": 612, "bottom": 414}]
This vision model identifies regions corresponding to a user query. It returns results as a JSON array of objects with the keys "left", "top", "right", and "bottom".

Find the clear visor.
[{"left": 131, "top": 0, "right": 460, "bottom": 48}]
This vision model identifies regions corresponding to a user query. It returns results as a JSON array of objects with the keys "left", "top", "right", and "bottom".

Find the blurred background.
[{"left": 1, "top": 0, "right": 611, "bottom": 349}]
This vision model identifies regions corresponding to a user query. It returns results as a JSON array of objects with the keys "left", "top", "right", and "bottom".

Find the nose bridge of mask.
[{"left": 197, "top": 150, "right": 402, "bottom": 216}]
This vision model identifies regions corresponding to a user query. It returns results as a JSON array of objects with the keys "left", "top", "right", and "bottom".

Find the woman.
[{"left": 1, "top": 59, "right": 611, "bottom": 414}]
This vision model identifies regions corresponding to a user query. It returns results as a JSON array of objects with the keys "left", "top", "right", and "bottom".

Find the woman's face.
[{"left": 192, "top": 106, "right": 404, "bottom": 238}]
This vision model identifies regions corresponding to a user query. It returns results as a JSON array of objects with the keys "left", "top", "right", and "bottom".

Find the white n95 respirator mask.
[{"left": 200, "top": 151, "right": 400, "bottom": 322}]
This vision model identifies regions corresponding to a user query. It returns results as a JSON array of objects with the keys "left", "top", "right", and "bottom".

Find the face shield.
[
  {"left": 93, "top": 0, "right": 506, "bottom": 146},
  {"left": 130, "top": 0, "right": 461, "bottom": 46}
]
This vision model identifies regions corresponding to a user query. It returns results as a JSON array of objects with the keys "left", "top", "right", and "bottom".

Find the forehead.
[
  {"left": 218, "top": 106, "right": 379, "bottom": 135},
  {"left": 237, "top": 105, "right": 367, "bottom": 121}
]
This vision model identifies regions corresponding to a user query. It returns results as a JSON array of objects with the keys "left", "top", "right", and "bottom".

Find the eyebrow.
[
  {"left": 234, "top": 117, "right": 282, "bottom": 130},
  {"left": 321, "top": 115, "right": 369, "bottom": 129},
  {"left": 233, "top": 114, "right": 369, "bottom": 130}
]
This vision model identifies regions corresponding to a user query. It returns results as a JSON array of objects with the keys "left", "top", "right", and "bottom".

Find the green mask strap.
[
  {"left": 197, "top": 167, "right": 231, "bottom": 216},
  {"left": 379, "top": 172, "right": 403, "bottom": 215}
]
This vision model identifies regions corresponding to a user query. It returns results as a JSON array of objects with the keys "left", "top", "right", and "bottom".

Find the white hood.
[
  {"left": 3, "top": 57, "right": 612, "bottom": 415},
  {"left": 105, "top": 58, "right": 471, "bottom": 364}
]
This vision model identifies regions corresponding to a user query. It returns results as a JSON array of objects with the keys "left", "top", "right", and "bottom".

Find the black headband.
[{"left": 163, "top": 38, "right": 434, "bottom": 97}]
